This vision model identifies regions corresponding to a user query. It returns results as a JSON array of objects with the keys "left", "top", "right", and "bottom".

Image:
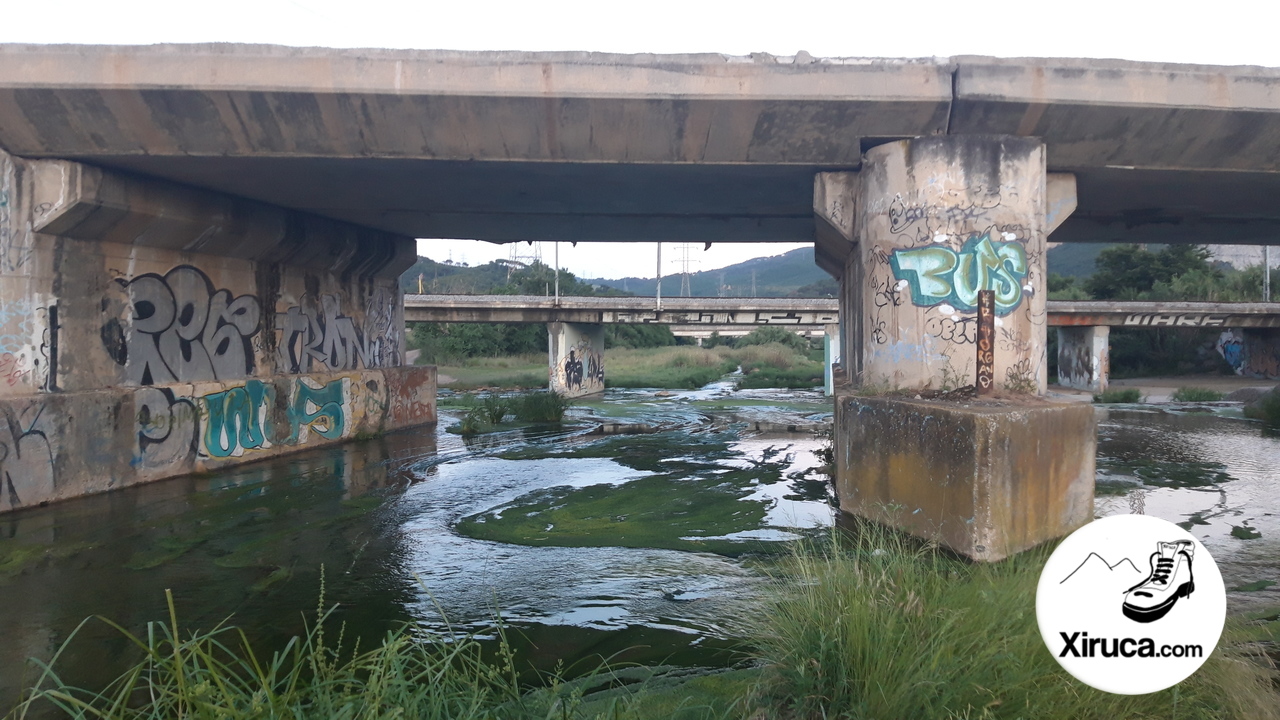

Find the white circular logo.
[{"left": 1036, "top": 514, "right": 1226, "bottom": 695}]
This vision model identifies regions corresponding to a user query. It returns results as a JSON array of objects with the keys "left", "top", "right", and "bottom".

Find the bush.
[
  {"left": 735, "top": 326, "right": 810, "bottom": 353},
  {"left": 479, "top": 393, "right": 511, "bottom": 424},
  {"left": 747, "top": 525, "right": 1280, "bottom": 720},
  {"left": 1171, "top": 387, "right": 1226, "bottom": 402},
  {"left": 1093, "top": 388, "right": 1143, "bottom": 403},
  {"left": 513, "top": 391, "right": 572, "bottom": 423}
]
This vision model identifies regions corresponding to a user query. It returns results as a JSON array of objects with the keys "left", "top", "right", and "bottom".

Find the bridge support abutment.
[
  {"left": 548, "top": 322, "right": 605, "bottom": 397},
  {"left": 0, "top": 150, "right": 436, "bottom": 514},
  {"left": 822, "top": 136, "right": 1094, "bottom": 561},
  {"left": 1216, "top": 328, "right": 1280, "bottom": 378},
  {"left": 1057, "top": 326, "right": 1111, "bottom": 392}
]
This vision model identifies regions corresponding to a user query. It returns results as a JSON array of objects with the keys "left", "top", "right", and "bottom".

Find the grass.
[
  {"left": 1243, "top": 388, "right": 1280, "bottom": 428},
  {"left": 745, "top": 523, "right": 1280, "bottom": 720},
  {"left": 436, "top": 354, "right": 547, "bottom": 390},
  {"left": 1171, "top": 387, "right": 1227, "bottom": 402},
  {"left": 1094, "top": 387, "right": 1144, "bottom": 403},
  {"left": 436, "top": 344, "right": 824, "bottom": 391},
  {"left": 447, "top": 391, "right": 573, "bottom": 435},
  {"left": 6, "top": 582, "right": 746, "bottom": 720}
]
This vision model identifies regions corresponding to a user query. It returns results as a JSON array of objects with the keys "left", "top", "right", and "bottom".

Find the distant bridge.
[{"left": 404, "top": 294, "right": 1280, "bottom": 329}]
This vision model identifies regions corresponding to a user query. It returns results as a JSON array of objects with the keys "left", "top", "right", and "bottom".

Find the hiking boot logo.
[{"left": 1121, "top": 540, "right": 1195, "bottom": 624}]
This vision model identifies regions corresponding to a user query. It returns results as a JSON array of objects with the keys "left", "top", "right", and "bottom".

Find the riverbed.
[{"left": 1, "top": 385, "right": 1277, "bottom": 706}]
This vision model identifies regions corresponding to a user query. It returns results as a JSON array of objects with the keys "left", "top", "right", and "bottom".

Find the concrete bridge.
[
  {"left": 6, "top": 44, "right": 1280, "bottom": 559},
  {"left": 404, "top": 294, "right": 1280, "bottom": 392}
]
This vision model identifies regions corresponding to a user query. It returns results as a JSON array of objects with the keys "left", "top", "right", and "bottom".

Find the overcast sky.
[{"left": 4, "top": 0, "right": 1277, "bottom": 279}]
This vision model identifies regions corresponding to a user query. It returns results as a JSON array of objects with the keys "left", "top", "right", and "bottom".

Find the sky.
[{"left": 3, "top": 0, "right": 1278, "bottom": 279}]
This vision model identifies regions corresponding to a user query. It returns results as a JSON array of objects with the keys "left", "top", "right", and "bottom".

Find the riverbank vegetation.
[
  {"left": 11, "top": 531, "right": 1279, "bottom": 719},
  {"left": 447, "top": 390, "right": 573, "bottom": 434},
  {"left": 1049, "top": 245, "right": 1278, "bottom": 378},
  {"left": 750, "top": 525, "right": 1280, "bottom": 720},
  {"left": 1171, "top": 387, "right": 1227, "bottom": 402},
  {"left": 432, "top": 337, "right": 824, "bottom": 392},
  {"left": 1093, "top": 388, "right": 1143, "bottom": 403}
]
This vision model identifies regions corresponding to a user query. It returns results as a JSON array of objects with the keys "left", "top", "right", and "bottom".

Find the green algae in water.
[
  {"left": 1177, "top": 512, "right": 1212, "bottom": 531},
  {"left": 0, "top": 541, "right": 94, "bottom": 580},
  {"left": 1230, "top": 524, "right": 1263, "bottom": 540},
  {"left": 1096, "top": 458, "right": 1232, "bottom": 489},
  {"left": 1233, "top": 580, "right": 1276, "bottom": 592},
  {"left": 456, "top": 471, "right": 778, "bottom": 556}
]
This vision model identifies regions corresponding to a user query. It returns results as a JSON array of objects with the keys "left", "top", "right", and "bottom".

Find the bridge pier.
[
  {"left": 1057, "top": 326, "right": 1110, "bottom": 392},
  {"left": 1216, "top": 327, "right": 1280, "bottom": 378},
  {"left": 0, "top": 150, "right": 436, "bottom": 514},
  {"left": 819, "top": 136, "right": 1095, "bottom": 561},
  {"left": 548, "top": 322, "right": 605, "bottom": 397}
]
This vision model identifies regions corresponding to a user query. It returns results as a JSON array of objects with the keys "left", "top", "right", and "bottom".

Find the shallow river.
[{"left": 1, "top": 386, "right": 1277, "bottom": 706}]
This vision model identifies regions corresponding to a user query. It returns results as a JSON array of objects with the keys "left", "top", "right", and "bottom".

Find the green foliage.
[
  {"left": 496, "top": 261, "right": 599, "bottom": 297},
  {"left": 747, "top": 525, "right": 1280, "bottom": 720},
  {"left": 9, "top": 586, "right": 746, "bottom": 720},
  {"left": 512, "top": 391, "right": 571, "bottom": 423},
  {"left": 1046, "top": 272, "right": 1091, "bottom": 301},
  {"left": 791, "top": 276, "right": 838, "bottom": 297},
  {"left": 735, "top": 326, "right": 810, "bottom": 353},
  {"left": 605, "top": 324, "right": 676, "bottom": 349},
  {"left": 702, "top": 331, "right": 728, "bottom": 349},
  {"left": 480, "top": 393, "right": 512, "bottom": 424},
  {"left": 410, "top": 323, "right": 545, "bottom": 363},
  {"left": 1247, "top": 388, "right": 1280, "bottom": 428},
  {"left": 1170, "top": 387, "right": 1226, "bottom": 402},
  {"left": 1093, "top": 388, "right": 1143, "bottom": 403}
]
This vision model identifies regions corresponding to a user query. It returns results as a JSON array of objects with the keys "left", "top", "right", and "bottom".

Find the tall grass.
[
  {"left": 1171, "top": 387, "right": 1226, "bottom": 402},
  {"left": 6, "top": 583, "right": 737, "bottom": 720},
  {"left": 1093, "top": 387, "right": 1143, "bottom": 403},
  {"left": 745, "top": 524, "right": 1280, "bottom": 720}
]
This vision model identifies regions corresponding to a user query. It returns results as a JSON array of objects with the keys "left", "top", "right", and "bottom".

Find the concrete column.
[
  {"left": 0, "top": 149, "right": 436, "bottom": 514},
  {"left": 831, "top": 136, "right": 1093, "bottom": 561},
  {"left": 1057, "top": 326, "right": 1110, "bottom": 392},
  {"left": 1216, "top": 328, "right": 1280, "bottom": 378},
  {"left": 548, "top": 322, "right": 605, "bottom": 397},
  {"left": 857, "top": 136, "right": 1053, "bottom": 393},
  {"left": 823, "top": 323, "right": 841, "bottom": 396}
]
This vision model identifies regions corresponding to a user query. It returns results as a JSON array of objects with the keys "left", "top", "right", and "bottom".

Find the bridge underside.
[{"left": 6, "top": 46, "right": 1280, "bottom": 245}]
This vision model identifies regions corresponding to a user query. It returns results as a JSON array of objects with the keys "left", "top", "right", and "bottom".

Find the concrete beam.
[
  {"left": 403, "top": 294, "right": 839, "bottom": 325},
  {"left": 1048, "top": 301, "right": 1280, "bottom": 328},
  {"left": 29, "top": 159, "right": 414, "bottom": 279},
  {"left": 813, "top": 171, "right": 857, "bottom": 278}
]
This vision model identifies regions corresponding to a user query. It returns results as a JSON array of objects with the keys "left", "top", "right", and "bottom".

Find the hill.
[{"left": 587, "top": 247, "right": 833, "bottom": 297}]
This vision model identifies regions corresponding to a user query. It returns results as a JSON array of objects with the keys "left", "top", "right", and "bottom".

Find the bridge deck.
[{"left": 404, "top": 295, "right": 1280, "bottom": 329}]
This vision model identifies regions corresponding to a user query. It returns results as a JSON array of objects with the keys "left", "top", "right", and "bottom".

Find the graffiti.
[
  {"left": 889, "top": 231, "right": 1028, "bottom": 316},
  {"left": 276, "top": 292, "right": 401, "bottom": 374},
  {"left": 1058, "top": 342, "right": 1097, "bottom": 390},
  {"left": 1127, "top": 314, "right": 1228, "bottom": 328},
  {"left": 201, "top": 380, "right": 274, "bottom": 458},
  {"left": 1, "top": 171, "right": 37, "bottom": 275},
  {"left": 0, "top": 404, "right": 54, "bottom": 509},
  {"left": 288, "top": 379, "right": 346, "bottom": 444},
  {"left": 608, "top": 310, "right": 838, "bottom": 325},
  {"left": 553, "top": 339, "right": 604, "bottom": 396},
  {"left": 135, "top": 387, "right": 198, "bottom": 469},
  {"left": 105, "top": 266, "right": 262, "bottom": 386},
  {"left": 198, "top": 377, "right": 347, "bottom": 458},
  {"left": 1217, "top": 329, "right": 1280, "bottom": 379},
  {"left": 924, "top": 315, "right": 977, "bottom": 344},
  {"left": 1216, "top": 330, "right": 1245, "bottom": 374}
]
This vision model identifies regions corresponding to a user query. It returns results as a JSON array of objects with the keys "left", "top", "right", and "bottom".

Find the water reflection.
[{"left": 1096, "top": 407, "right": 1280, "bottom": 613}]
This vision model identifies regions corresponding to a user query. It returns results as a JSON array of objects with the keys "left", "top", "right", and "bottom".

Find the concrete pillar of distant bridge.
[
  {"left": 548, "top": 322, "right": 605, "bottom": 397},
  {"left": 0, "top": 149, "right": 436, "bottom": 514},
  {"left": 818, "top": 136, "right": 1095, "bottom": 561},
  {"left": 1057, "top": 326, "right": 1110, "bottom": 392},
  {"left": 1215, "top": 328, "right": 1280, "bottom": 378}
]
